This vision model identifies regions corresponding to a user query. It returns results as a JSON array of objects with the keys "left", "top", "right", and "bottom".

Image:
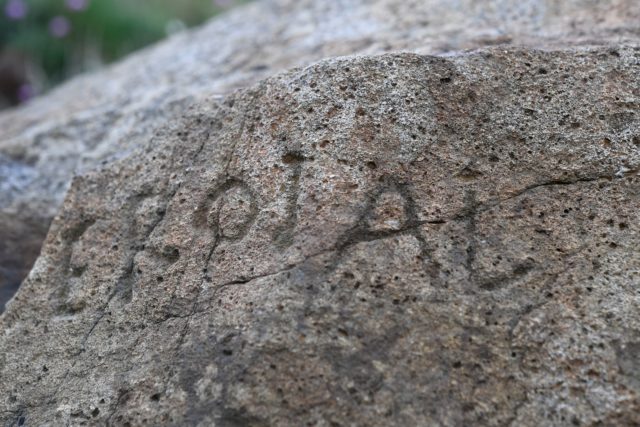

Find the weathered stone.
[
  {"left": 1, "top": 0, "right": 640, "bottom": 425},
  {"left": 1, "top": 44, "right": 639, "bottom": 425},
  {"left": 1, "top": 0, "right": 640, "bottom": 310}
]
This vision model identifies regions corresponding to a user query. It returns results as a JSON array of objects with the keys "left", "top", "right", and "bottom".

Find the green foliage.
[{"left": 1, "top": 0, "right": 244, "bottom": 87}]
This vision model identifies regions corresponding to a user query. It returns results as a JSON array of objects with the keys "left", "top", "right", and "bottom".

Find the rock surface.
[
  {"left": 1, "top": 46, "right": 640, "bottom": 425},
  {"left": 1, "top": 1, "right": 640, "bottom": 426},
  {"left": 1, "top": 0, "right": 640, "bottom": 310}
]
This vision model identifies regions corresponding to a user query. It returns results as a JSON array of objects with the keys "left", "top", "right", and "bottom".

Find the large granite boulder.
[
  {"left": 1, "top": 1, "right": 640, "bottom": 426},
  {"left": 1, "top": 0, "right": 639, "bottom": 311}
]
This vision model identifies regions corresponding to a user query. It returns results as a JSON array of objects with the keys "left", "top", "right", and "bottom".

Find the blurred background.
[{"left": 0, "top": 0, "right": 247, "bottom": 110}]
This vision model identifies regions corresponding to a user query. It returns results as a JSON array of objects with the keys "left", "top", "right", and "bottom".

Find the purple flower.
[
  {"left": 4, "top": 0, "right": 27, "bottom": 20},
  {"left": 49, "top": 16, "right": 71, "bottom": 38},
  {"left": 65, "top": 0, "right": 89, "bottom": 12},
  {"left": 17, "top": 84, "right": 34, "bottom": 103},
  {"left": 213, "top": 0, "right": 233, "bottom": 7}
]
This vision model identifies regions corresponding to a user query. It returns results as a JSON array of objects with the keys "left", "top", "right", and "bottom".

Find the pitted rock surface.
[
  {"left": 1, "top": 48, "right": 639, "bottom": 426},
  {"left": 1, "top": 0, "right": 640, "bottom": 310}
]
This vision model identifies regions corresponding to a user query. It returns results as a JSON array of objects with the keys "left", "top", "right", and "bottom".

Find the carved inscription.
[
  {"left": 58, "top": 217, "right": 96, "bottom": 314},
  {"left": 273, "top": 151, "right": 308, "bottom": 248},
  {"left": 117, "top": 194, "right": 168, "bottom": 304},
  {"left": 200, "top": 178, "right": 258, "bottom": 241},
  {"left": 335, "top": 176, "right": 430, "bottom": 258}
]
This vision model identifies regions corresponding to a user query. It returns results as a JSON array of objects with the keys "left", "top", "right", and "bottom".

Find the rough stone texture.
[
  {"left": 1, "top": 0, "right": 640, "bottom": 426},
  {"left": 1, "top": 45, "right": 639, "bottom": 425},
  {"left": 1, "top": 0, "right": 640, "bottom": 310}
]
